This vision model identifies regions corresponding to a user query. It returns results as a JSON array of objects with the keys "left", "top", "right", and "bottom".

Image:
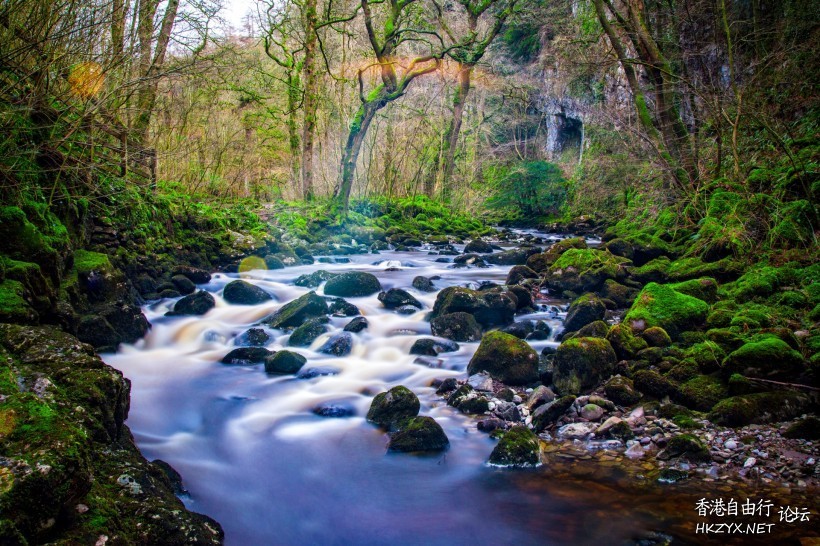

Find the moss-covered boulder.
[
  {"left": 669, "top": 277, "right": 719, "bottom": 304},
  {"left": 601, "top": 279, "right": 638, "bottom": 308},
  {"left": 552, "top": 337, "right": 617, "bottom": 394},
  {"left": 294, "top": 270, "right": 337, "bottom": 288},
  {"left": 264, "top": 350, "right": 307, "bottom": 374},
  {"left": 684, "top": 341, "right": 726, "bottom": 373},
  {"left": 660, "top": 434, "right": 711, "bottom": 462},
  {"left": 708, "top": 392, "right": 811, "bottom": 427},
  {"left": 170, "top": 290, "right": 215, "bottom": 316},
  {"left": 642, "top": 327, "right": 672, "bottom": 348},
  {"left": 0, "top": 279, "right": 38, "bottom": 324},
  {"left": 488, "top": 426, "right": 540, "bottom": 467},
  {"left": 632, "top": 257, "right": 670, "bottom": 284},
  {"left": 606, "top": 323, "right": 648, "bottom": 360},
  {"left": 721, "top": 337, "right": 805, "bottom": 379},
  {"left": 288, "top": 317, "right": 329, "bottom": 347},
  {"left": 222, "top": 280, "right": 273, "bottom": 305},
  {"left": 624, "top": 283, "right": 709, "bottom": 338},
  {"left": 505, "top": 265, "right": 539, "bottom": 286},
  {"left": 431, "top": 286, "right": 516, "bottom": 328},
  {"left": 546, "top": 249, "right": 630, "bottom": 294},
  {"left": 667, "top": 256, "right": 743, "bottom": 283},
  {"left": 378, "top": 288, "right": 422, "bottom": 309},
  {"left": 263, "top": 291, "right": 328, "bottom": 329},
  {"left": 467, "top": 331, "right": 539, "bottom": 385},
  {"left": 575, "top": 320, "right": 609, "bottom": 339},
  {"left": 323, "top": 271, "right": 382, "bottom": 297},
  {"left": 783, "top": 417, "right": 820, "bottom": 440},
  {"left": 431, "top": 312, "right": 483, "bottom": 342},
  {"left": 604, "top": 375, "right": 641, "bottom": 406},
  {"left": 366, "top": 386, "right": 420, "bottom": 427},
  {"left": 564, "top": 294, "right": 606, "bottom": 333},
  {"left": 388, "top": 416, "right": 449, "bottom": 452},
  {"left": 633, "top": 369, "right": 677, "bottom": 399},
  {"left": 674, "top": 375, "right": 728, "bottom": 411},
  {"left": 526, "top": 237, "right": 588, "bottom": 273}
]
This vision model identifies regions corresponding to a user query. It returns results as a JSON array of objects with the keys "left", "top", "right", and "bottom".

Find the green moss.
[
  {"left": 605, "top": 323, "right": 648, "bottom": 360},
  {"left": 674, "top": 374, "right": 728, "bottom": 411},
  {"left": 664, "top": 433, "right": 710, "bottom": 462},
  {"left": 633, "top": 369, "right": 677, "bottom": 399},
  {"left": 488, "top": 426, "right": 541, "bottom": 467},
  {"left": 553, "top": 337, "right": 617, "bottom": 394},
  {"left": 722, "top": 337, "right": 804, "bottom": 378},
  {"left": 667, "top": 257, "right": 742, "bottom": 282},
  {"left": 0, "top": 280, "right": 36, "bottom": 324},
  {"left": 669, "top": 277, "right": 718, "bottom": 303},
  {"left": 72, "top": 250, "right": 112, "bottom": 275},
  {"left": 467, "top": 331, "right": 539, "bottom": 385},
  {"left": 624, "top": 282, "right": 709, "bottom": 338},
  {"left": 684, "top": 341, "right": 726, "bottom": 373},
  {"left": 709, "top": 391, "right": 810, "bottom": 426}
]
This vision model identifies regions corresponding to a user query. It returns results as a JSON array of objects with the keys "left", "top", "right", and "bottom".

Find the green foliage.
[
  {"left": 501, "top": 22, "right": 542, "bottom": 62},
  {"left": 484, "top": 161, "right": 566, "bottom": 220}
]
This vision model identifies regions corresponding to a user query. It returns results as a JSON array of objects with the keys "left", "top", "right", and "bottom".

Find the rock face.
[
  {"left": 488, "top": 426, "right": 541, "bottom": 467},
  {"left": 0, "top": 324, "right": 223, "bottom": 545},
  {"left": 388, "top": 416, "right": 450, "bottom": 452},
  {"left": 366, "top": 386, "right": 420, "bottom": 427},
  {"left": 222, "top": 280, "right": 273, "bottom": 305},
  {"left": 263, "top": 291, "right": 328, "bottom": 329},
  {"left": 624, "top": 282, "right": 709, "bottom": 338},
  {"left": 170, "top": 290, "right": 215, "bottom": 316},
  {"left": 323, "top": 272, "right": 382, "bottom": 297},
  {"left": 467, "top": 331, "right": 539, "bottom": 385},
  {"left": 430, "top": 312, "right": 483, "bottom": 342},
  {"left": 552, "top": 337, "right": 617, "bottom": 394}
]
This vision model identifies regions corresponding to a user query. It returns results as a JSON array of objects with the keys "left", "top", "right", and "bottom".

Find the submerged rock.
[
  {"left": 467, "top": 331, "right": 539, "bottom": 385},
  {"left": 366, "top": 385, "right": 420, "bottom": 427},
  {"left": 312, "top": 402, "right": 356, "bottom": 418},
  {"left": 388, "top": 416, "right": 449, "bottom": 452},
  {"left": 236, "top": 327, "right": 270, "bottom": 346},
  {"left": 288, "top": 317, "right": 329, "bottom": 347},
  {"left": 488, "top": 426, "right": 540, "bottom": 467},
  {"left": 409, "top": 338, "right": 459, "bottom": 356},
  {"left": 221, "top": 347, "right": 273, "bottom": 365},
  {"left": 223, "top": 280, "right": 273, "bottom": 305},
  {"left": 317, "top": 332, "right": 353, "bottom": 356},
  {"left": 343, "top": 316, "right": 369, "bottom": 332}
]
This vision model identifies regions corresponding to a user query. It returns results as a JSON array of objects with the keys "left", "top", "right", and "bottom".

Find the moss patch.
[{"left": 624, "top": 282, "right": 709, "bottom": 338}]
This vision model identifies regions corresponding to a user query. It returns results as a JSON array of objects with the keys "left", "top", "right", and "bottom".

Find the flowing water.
[{"left": 103, "top": 235, "right": 774, "bottom": 545}]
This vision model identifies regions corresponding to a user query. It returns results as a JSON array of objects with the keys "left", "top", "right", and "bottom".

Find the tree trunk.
[
  {"left": 334, "top": 102, "right": 378, "bottom": 214},
  {"left": 286, "top": 70, "right": 301, "bottom": 188},
  {"left": 439, "top": 63, "right": 472, "bottom": 201},
  {"left": 300, "top": 0, "right": 318, "bottom": 200}
]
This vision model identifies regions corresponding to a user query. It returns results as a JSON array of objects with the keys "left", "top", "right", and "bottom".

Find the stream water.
[{"left": 103, "top": 235, "right": 759, "bottom": 545}]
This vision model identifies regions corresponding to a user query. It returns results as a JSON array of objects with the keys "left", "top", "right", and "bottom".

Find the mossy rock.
[
  {"left": 526, "top": 237, "right": 587, "bottom": 273},
  {"left": 674, "top": 375, "right": 728, "bottom": 412},
  {"left": 631, "top": 257, "right": 670, "bottom": 284},
  {"left": 684, "top": 341, "right": 726, "bottom": 373},
  {"left": 552, "top": 337, "right": 617, "bottom": 395},
  {"left": 464, "top": 239, "right": 493, "bottom": 253},
  {"left": 366, "top": 386, "right": 420, "bottom": 427},
  {"left": 605, "top": 238, "right": 634, "bottom": 260},
  {"left": 0, "top": 280, "right": 38, "bottom": 324},
  {"left": 431, "top": 286, "right": 516, "bottom": 328},
  {"left": 564, "top": 293, "right": 606, "bottom": 333},
  {"left": 264, "top": 350, "right": 306, "bottom": 374},
  {"left": 430, "top": 312, "right": 483, "bottom": 342},
  {"left": 604, "top": 375, "right": 641, "bottom": 406},
  {"left": 288, "top": 317, "right": 329, "bottom": 347},
  {"left": 727, "top": 265, "right": 795, "bottom": 300},
  {"left": 669, "top": 277, "right": 719, "bottom": 303},
  {"left": 488, "top": 426, "right": 540, "bottom": 467},
  {"left": 575, "top": 320, "right": 609, "bottom": 339},
  {"left": 666, "top": 360, "right": 700, "bottom": 383},
  {"left": 73, "top": 249, "right": 113, "bottom": 275},
  {"left": 546, "top": 249, "right": 630, "bottom": 294},
  {"left": 667, "top": 257, "right": 743, "bottom": 283},
  {"left": 294, "top": 270, "right": 337, "bottom": 288},
  {"left": 606, "top": 323, "right": 648, "bottom": 361},
  {"left": 601, "top": 279, "right": 637, "bottom": 308},
  {"left": 324, "top": 272, "right": 382, "bottom": 297},
  {"left": 263, "top": 291, "right": 328, "bottom": 329},
  {"left": 487, "top": 247, "right": 540, "bottom": 266},
  {"left": 633, "top": 369, "right": 677, "bottom": 399},
  {"left": 705, "top": 328, "right": 746, "bottom": 352},
  {"left": 467, "top": 331, "right": 539, "bottom": 385},
  {"left": 721, "top": 337, "right": 804, "bottom": 379},
  {"left": 378, "top": 288, "right": 422, "bottom": 310},
  {"left": 708, "top": 391, "right": 811, "bottom": 427},
  {"left": 661, "top": 434, "right": 711, "bottom": 462},
  {"left": 505, "top": 265, "right": 539, "bottom": 285},
  {"left": 642, "top": 327, "right": 672, "bottom": 348},
  {"left": 388, "top": 416, "right": 449, "bottom": 452},
  {"left": 223, "top": 280, "right": 273, "bottom": 305},
  {"left": 624, "top": 282, "right": 709, "bottom": 339},
  {"left": 783, "top": 416, "right": 820, "bottom": 440}
]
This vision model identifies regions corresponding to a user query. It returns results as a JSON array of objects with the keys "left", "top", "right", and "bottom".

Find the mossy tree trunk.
[{"left": 300, "top": 0, "right": 319, "bottom": 200}]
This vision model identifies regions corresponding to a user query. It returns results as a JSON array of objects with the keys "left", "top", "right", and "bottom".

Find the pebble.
[
  {"left": 625, "top": 443, "right": 645, "bottom": 459},
  {"left": 744, "top": 457, "right": 756, "bottom": 468},
  {"left": 724, "top": 439, "right": 737, "bottom": 450}
]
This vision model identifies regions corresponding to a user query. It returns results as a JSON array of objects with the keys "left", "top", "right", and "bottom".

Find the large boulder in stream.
[
  {"left": 486, "top": 247, "right": 541, "bottom": 266},
  {"left": 467, "top": 331, "right": 539, "bottom": 385},
  {"left": 388, "top": 417, "right": 449, "bottom": 452},
  {"left": 263, "top": 291, "right": 328, "bottom": 329},
  {"left": 378, "top": 288, "right": 422, "bottom": 309},
  {"left": 464, "top": 239, "right": 493, "bottom": 253},
  {"left": 288, "top": 317, "right": 329, "bottom": 347},
  {"left": 264, "top": 350, "right": 307, "bottom": 374},
  {"left": 488, "top": 426, "right": 541, "bottom": 467},
  {"left": 431, "top": 286, "right": 516, "bottom": 328},
  {"left": 169, "top": 290, "right": 215, "bottom": 316},
  {"left": 221, "top": 347, "right": 274, "bottom": 365},
  {"left": 366, "top": 385, "right": 420, "bottom": 427},
  {"left": 552, "top": 337, "right": 617, "bottom": 395},
  {"left": 430, "top": 312, "right": 482, "bottom": 342},
  {"left": 324, "top": 272, "right": 382, "bottom": 297},
  {"left": 223, "top": 280, "right": 273, "bottom": 305}
]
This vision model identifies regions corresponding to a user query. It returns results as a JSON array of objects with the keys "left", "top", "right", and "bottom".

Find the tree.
[
  {"left": 428, "top": 0, "right": 518, "bottom": 198},
  {"left": 331, "top": 0, "right": 443, "bottom": 216}
]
